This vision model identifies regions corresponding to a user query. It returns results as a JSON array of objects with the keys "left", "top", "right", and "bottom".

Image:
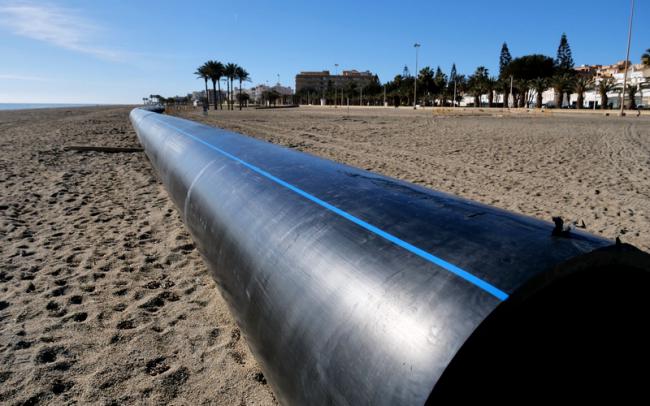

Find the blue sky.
[{"left": 1, "top": 0, "right": 648, "bottom": 104}]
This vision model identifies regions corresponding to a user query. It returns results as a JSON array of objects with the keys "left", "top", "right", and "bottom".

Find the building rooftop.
[{"left": 298, "top": 71, "right": 331, "bottom": 76}]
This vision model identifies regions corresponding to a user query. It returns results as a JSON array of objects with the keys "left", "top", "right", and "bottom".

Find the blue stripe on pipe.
[{"left": 143, "top": 113, "right": 509, "bottom": 301}]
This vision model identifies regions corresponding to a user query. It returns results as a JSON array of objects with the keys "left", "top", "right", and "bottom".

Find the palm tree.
[
  {"left": 194, "top": 64, "right": 210, "bottom": 106},
  {"left": 235, "top": 66, "right": 251, "bottom": 110},
  {"left": 468, "top": 66, "right": 489, "bottom": 107},
  {"left": 486, "top": 77, "right": 497, "bottom": 107},
  {"left": 597, "top": 78, "right": 617, "bottom": 110},
  {"left": 499, "top": 77, "right": 512, "bottom": 107},
  {"left": 204, "top": 60, "right": 224, "bottom": 110},
  {"left": 514, "top": 79, "right": 529, "bottom": 107},
  {"left": 626, "top": 84, "right": 639, "bottom": 109},
  {"left": 549, "top": 74, "right": 574, "bottom": 108},
  {"left": 469, "top": 83, "right": 481, "bottom": 107},
  {"left": 530, "top": 78, "right": 548, "bottom": 108},
  {"left": 574, "top": 76, "right": 594, "bottom": 109},
  {"left": 625, "top": 82, "right": 649, "bottom": 109},
  {"left": 224, "top": 63, "right": 238, "bottom": 110},
  {"left": 642, "top": 49, "right": 650, "bottom": 66}
]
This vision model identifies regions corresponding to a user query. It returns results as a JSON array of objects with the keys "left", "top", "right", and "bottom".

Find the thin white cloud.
[
  {"left": 0, "top": 73, "right": 47, "bottom": 81},
  {"left": 0, "top": 2, "right": 124, "bottom": 61}
]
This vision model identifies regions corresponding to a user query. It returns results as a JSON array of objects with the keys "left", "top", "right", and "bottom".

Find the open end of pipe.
[{"left": 428, "top": 248, "right": 650, "bottom": 402}]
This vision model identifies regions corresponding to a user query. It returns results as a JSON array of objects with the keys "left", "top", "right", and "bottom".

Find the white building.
[{"left": 245, "top": 83, "right": 294, "bottom": 104}]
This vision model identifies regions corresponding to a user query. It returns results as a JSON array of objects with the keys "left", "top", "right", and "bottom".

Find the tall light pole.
[
  {"left": 334, "top": 63, "right": 339, "bottom": 108},
  {"left": 413, "top": 43, "right": 420, "bottom": 109},
  {"left": 620, "top": 0, "right": 635, "bottom": 116}
]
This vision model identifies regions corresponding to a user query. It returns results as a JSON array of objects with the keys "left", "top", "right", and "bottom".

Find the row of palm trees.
[
  {"left": 365, "top": 42, "right": 650, "bottom": 109},
  {"left": 376, "top": 66, "right": 647, "bottom": 110},
  {"left": 190, "top": 48, "right": 648, "bottom": 110},
  {"left": 195, "top": 61, "right": 250, "bottom": 110},
  {"left": 463, "top": 71, "right": 647, "bottom": 110}
]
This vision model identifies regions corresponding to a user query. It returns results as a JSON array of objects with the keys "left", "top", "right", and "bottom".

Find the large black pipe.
[{"left": 130, "top": 108, "right": 650, "bottom": 404}]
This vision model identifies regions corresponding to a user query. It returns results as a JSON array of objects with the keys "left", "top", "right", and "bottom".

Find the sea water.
[{"left": 0, "top": 103, "right": 99, "bottom": 111}]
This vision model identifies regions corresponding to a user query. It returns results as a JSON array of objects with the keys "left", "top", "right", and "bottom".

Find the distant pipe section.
[{"left": 130, "top": 108, "right": 650, "bottom": 404}]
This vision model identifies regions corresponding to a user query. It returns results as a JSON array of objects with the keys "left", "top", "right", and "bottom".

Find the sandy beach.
[
  {"left": 0, "top": 107, "right": 276, "bottom": 405},
  {"left": 2, "top": 105, "right": 650, "bottom": 404},
  {"left": 176, "top": 106, "right": 650, "bottom": 252}
]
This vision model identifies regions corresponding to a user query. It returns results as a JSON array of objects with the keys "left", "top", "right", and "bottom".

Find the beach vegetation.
[
  {"left": 574, "top": 76, "right": 594, "bottom": 109},
  {"left": 224, "top": 63, "right": 239, "bottom": 110},
  {"left": 203, "top": 60, "right": 225, "bottom": 110},
  {"left": 597, "top": 78, "right": 618, "bottom": 110},
  {"left": 194, "top": 65, "right": 210, "bottom": 105},
  {"left": 235, "top": 66, "right": 251, "bottom": 110}
]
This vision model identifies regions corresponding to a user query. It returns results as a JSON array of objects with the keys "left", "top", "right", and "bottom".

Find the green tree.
[
  {"left": 400, "top": 75, "right": 415, "bottom": 105},
  {"left": 626, "top": 84, "right": 639, "bottom": 109},
  {"left": 204, "top": 60, "right": 225, "bottom": 110},
  {"left": 447, "top": 64, "right": 459, "bottom": 105},
  {"left": 234, "top": 66, "right": 250, "bottom": 110},
  {"left": 364, "top": 75, "right": 382, "bottom": 105},
  {"left": 530, "top": 78, "right": 548, "bottom": 108},
  {"left": 468, "top": 66, "right": 489, "bottom": 107},
  {"left": 224, "top": 63, "right": 238, "bottom": 110},
  {"left": 194, "top": 64, "right": 210, "bottom": 105},
  {"left": 597, "top": 78, "right": 617, "bottom": 109},
  {"left": 499, "top": 77, "right": 512, "bottom": 107},
  {"left": 503, "top": 54, "right": 554, "bottom": 108},
  {"left": 385, "top": 74, "right": 403, "bottom": 106},
  {"left": 555, "top": 33, "right": 575, "bottom": 72},
  {"left": 555, "top": 34, "right": 575, "bottom": 104},
  {"left": 625, "top": 82, "right": 649, "bottom": 109},
  {"left": 236, "top": 92, "right": 250, "bottom": 107},
  {"left": 514, "top": 79, "right": 530, "bottom": 107},
  {"left": 550, "top": 73, "right": 575, "bottom": 107},
  {"left": 346, "top": 81, "right": 358, "bottom": 103},
  {"left": 433, "top": 66, "right": 448, "bottom": 106},
  {"left": 418, "top": 67, "right": 435, "bottom": 105},
  {"left": 642, "top": 49, "right": 650, "bottom": 66},
  {"left": 499, "top": 42, "right": 512, "bottom": 79},
  {"left": 449, "top": 64, "right": 457, "bottom": 83},
  {"left": 504, "top": 55, "right": 556, "bottom": 81},
  {"left": 262, "top": 90, "right": 280, "bottom": 106},
  {"left": 454, "top": 75, "right": 468, "bottom": 106},
  {"left": 574, "top": 76, "right": 594, "bottom": 109},
  {"left": 486, "top": 77, "right": 497, "bottom": 107}
]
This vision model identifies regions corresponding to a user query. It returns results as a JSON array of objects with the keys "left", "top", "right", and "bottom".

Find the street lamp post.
[
  {"left": 413, "top": 43, "right": 420, "bottom": 109},
  {"left": 620, "top": 0, "right": 635, "bottom": 116}
]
